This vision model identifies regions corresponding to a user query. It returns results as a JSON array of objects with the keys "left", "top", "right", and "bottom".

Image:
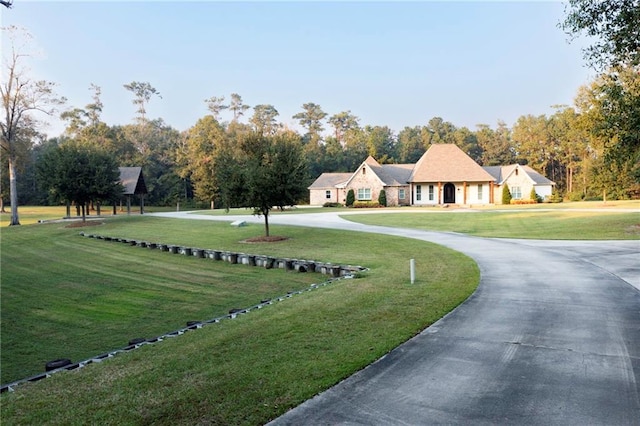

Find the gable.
[
  {"left": 409, "top": 144, "right": 495, "bottom": 182},
  {"left": 119, "top": 167, "right": 147, "bottom": 195}
]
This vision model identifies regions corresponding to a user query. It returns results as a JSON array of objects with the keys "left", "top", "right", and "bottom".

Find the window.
[
  {"left": 477, "top": 184, "right": 483, "bottom": 200},
  {"left": 399, "top": 188, "right": 406, "bottom": 199},
  {"left": 428, "top": 185, "right": 434, "bottom": 201},
  {"left": 416, "top": 185, "right": 422, "bottom": 201},
  {"left": 325, "top": 190, "right": 332, "bottom": 199},
  {"left": 511, "top": 186, "right": 522, "bottom": 199},
  {"left": 357, "top": 188, "right": 371, "bottom": 200}
]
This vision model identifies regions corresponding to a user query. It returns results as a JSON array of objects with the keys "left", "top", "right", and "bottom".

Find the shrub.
[
  {"left": 501, "top": 186, "right": 512, "bottom": 204},
  {"left": 378, "top": 189, "right": 387, "bottom": 207},
  {"left": 323, "top": 202, "right": 343, "bottom": 208},
  {"left": 346, "top": 189, "right": 355, "bottom": 207},
  {"left": 510, "top": 199, "right": 538, "bottom": 205},
  {"left": 352, "top": 201, "right": 381, "bottom": 208},
  {"left": 567, "top": 191, "right": 584, "bottom": 202},
  {"left": 547, "top": 189, "right": 563, "bottom": 203},
  {"left": 529, "top": 188, "right": 541, "bottom": 203}
]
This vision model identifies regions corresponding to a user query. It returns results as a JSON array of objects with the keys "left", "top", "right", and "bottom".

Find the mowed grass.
[
  {"left": 343, "top": 209, "right": 640, "bottom": 239},
  {"left": 1, "top": 215, "right": 478, "bottom": 425}
]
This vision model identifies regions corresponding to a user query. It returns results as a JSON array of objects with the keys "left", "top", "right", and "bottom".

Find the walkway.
[{"left": 151, "top": 211, "right": 640, "bottom": 425}]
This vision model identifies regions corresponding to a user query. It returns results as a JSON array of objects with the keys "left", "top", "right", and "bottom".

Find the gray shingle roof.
[
  {"left": 482, "top": 164, "right": 555, "bottom": 185},
  {"left": 308, "top": 172, "right": 352, "bottom": 189}
]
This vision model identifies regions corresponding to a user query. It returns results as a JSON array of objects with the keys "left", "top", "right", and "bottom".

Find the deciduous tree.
[
  {"left": 216, "top": 132, "right": 308, "bottom": 236},
  {"left": 561, "top": 0, "right": 640, "bottom": 70},
  {"left": 1, "top": 26, "right": 65, "bottom": 225}
]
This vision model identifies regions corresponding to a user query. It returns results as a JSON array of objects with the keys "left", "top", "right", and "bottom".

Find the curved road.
[{"left": 151, "top": 211, "right": 640, "bottom": 425}]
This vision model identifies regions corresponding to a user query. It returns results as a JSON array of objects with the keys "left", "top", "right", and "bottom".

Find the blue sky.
[{"left": 2, "top": 1, "right": 594, "bottom": 137}]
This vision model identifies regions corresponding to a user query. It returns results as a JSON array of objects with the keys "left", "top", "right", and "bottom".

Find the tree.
[
  {"left": 530, "top": 188, "right": 540, "bottom": 202},
  {"left": 346, "top": 189, "right": 355, "bottom": 207},
  {"left": 204, "top": 96, "right": 228, "bottom": 121},
  {"left": 426, "top": 117, "right": 457, "bottom": 145},
  {"left": 363, "top": 125, "right": 396, "bottom": 163},
  {"left": 216, "top": 132, "right": 308, "bottom": 237},
  {"left": 37, "top": 142, "right": 123, "bottom": 221},
  {"left": 1, "top": 26, "right": 65, "bottom": 225},
  {"left": 250, "top": 104, "right": 280, "bottom": 136},
  {"left": 502, "top": 185, "right": 512, "bottom": 204},
  {"left": 328, "top": 111, "right": 359, "bottom": 145},
  {"left": 123, "top": 81, "right": 161, "bottom": 123},
  {"left": 229, "top": 93, "right": 250, "bottom": 122},
  {"left": 573, "top": 67, "right": 640, "bottom": 197},
  {"left": 293, "top": 102, "right": 327, "bottom": 145},
  {"left": 1, "top": 1, "right": 13, "bottom": 8},
  {"left": 177, "top": 115, "right": 226, "bottom": 208},
  {"left": 397, "top": 126, "right": 426, "bottom": 163},
  {"left": 561, "top": 0, "right": 640, "bottom": 70},
  {"left": 378, "top": 189, "right": 387, "bottom": 207},
  {"left": 476, "top": 122, "right": 514, "bottom": 166}
]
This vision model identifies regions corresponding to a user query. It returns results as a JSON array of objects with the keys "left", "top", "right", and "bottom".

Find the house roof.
[
  {"left": 119, "top": 167, "right": 148, "bottom": 195},
  {"left": 522, "top": 165, "right": 555, "bottom": 185},
  {"left": 370, "top": 163, "right": 414, "bottom": 186},
  {"left": 408, "top": 144, "right": 495, "bottom": 183},
  {"left": 308, "top": 172, "right": 352, "bottom": 189},
  {"left": 483, "top": 164, "right": 555, "bottom": 185}
]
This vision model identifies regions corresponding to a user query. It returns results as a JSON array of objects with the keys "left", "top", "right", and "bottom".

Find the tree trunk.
[
  {"left": 0, "top": 197, "right": 5, "bottom": 213},
  {"left": 264, "top": 212, "right": 270, "bottom": 237},
  {"left": 81, "top": 203, "right": 86, "bottom": 222},
  {"left": 8, "top": 158, "right": 20, "bottom": 226},
  {"left": 66, "top": 202, "right": 71, "bottom": 218}
]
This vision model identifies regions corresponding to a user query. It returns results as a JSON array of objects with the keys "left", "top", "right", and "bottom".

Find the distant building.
[
  {"left": 309, "top": 144, "right": 555, "bottom": 206},
  {"left": 118, "top": 167, "right": 147, "bottom": 214}
]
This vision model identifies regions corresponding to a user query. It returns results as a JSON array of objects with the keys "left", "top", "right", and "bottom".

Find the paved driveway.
[{"left": 151, "top": 211, "right": 640, "bottom": 425}]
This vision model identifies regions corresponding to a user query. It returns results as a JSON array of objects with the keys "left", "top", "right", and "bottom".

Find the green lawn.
[
  {"left": 343, "top": 209, "right": 640, "bottom": 239},
  {"left": 1, "top": 215, "right": 478, "bottom": 425}
]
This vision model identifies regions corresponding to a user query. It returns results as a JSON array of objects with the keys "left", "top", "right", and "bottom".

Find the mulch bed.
[
  {"left": 242, "top": 235, "right": 289, "bottom": 243},
  {"left": 65, "top": 220, "right": 105, "bottom": 228}
]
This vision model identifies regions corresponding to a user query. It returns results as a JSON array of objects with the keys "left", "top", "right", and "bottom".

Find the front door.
[{"left": 443, "top": 183, "right": 455, "bottom": 204}]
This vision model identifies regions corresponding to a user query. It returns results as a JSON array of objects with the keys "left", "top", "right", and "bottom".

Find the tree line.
[{"left": 2, "top": 0, "right": 639, "bottom": 226}]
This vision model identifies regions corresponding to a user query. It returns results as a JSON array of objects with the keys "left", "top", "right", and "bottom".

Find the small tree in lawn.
[
  {"left": 346, "top": 189, "right": 355, "bottom": 207},
  {"left": 378, "top": 189, "right": 387, "bottom": 207},
  {"left": 216, "top": 131, "right": 308, "bottom": 237},
  {"left": 502, "top": 186, "right": 512, "bottom": 204}
]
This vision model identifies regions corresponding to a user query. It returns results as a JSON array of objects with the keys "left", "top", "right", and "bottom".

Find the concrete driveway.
[{"left": 151, "top": 211, "right": 640, "bottom": 425}]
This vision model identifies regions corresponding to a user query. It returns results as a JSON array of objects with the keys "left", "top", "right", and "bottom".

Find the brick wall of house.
[{"left": 346, "top": 165, "right": 385, "bottom": 202}]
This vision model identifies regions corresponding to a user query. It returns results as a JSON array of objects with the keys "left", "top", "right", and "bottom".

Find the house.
[
  {"left": 308, "top": 144, "right": 555, "bottom": 206},
  {"left": 483, "top": 164, "right": 555, "bottom": 201},
  {"left": 118, "top": 167, "right": 148, "bottom": 214},
  {"left": 408, "top": 144, "right": 497, "bottom": 205}
]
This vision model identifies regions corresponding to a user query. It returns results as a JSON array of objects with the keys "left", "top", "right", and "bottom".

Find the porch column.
[
  {"left": 489, "top": 182, "right": 494, "bottom": 203},
  {"left": 438, "top": 182, "right": 442, "bottom": 204},
  {"left": 463, "top": 182, "right": 467, "bottom": 205}
]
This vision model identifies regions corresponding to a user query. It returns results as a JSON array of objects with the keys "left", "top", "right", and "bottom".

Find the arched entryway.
[{"left": 443, "top": 183, "right": 456, "bottom": 204}]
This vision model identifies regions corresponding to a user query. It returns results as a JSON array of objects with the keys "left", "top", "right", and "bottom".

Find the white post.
[{"left": 410, "top": 258, "right": 416, "bottom": 284}]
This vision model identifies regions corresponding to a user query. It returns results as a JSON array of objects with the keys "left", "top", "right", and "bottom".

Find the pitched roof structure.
[
  {"left": 408, "top": 144, "right": 495, "bottom": 183},
  {"left": 308, "top": 172, "right": 352, "bottom": 189},
  {"left": 372, "top": 163, "right": 414, "bottom": 186},
  {"left": 119, "top": 167, "right": 148, "bottom": 195},
  {"left": 483, "top": 164, "right": 555, "bottom": 185}
]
